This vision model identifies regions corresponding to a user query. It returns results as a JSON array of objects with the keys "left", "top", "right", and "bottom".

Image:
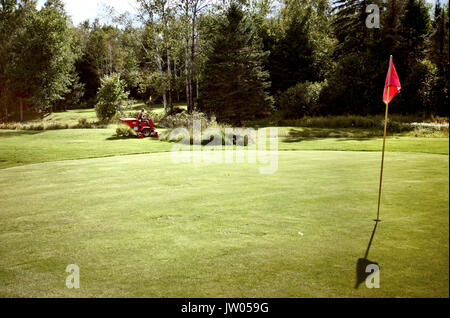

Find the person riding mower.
[{"left": 119, "top": 108, "right": 158, "bottom": 138}]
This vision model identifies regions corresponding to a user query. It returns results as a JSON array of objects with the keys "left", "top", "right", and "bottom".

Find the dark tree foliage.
[
  {"left": 268, "top": 12, "right": 316, "bottom": 94},
  {"left": 429, "top": 0, "right": 449, "bottom": 115},
  {"left": 332, "top": 0, "right": 369, "bottom": 51},
  {"left": 320, "top": 0, "right": 447, "bottom": 116},
  {"left": 400, "top": 0, "right": 431, "bottom": 59},
  {"left": 197, "top": 2, "right": 273, "bottom": 125},
  {"left": 319, "top": 0, "right": 383, "bottom": 115}
]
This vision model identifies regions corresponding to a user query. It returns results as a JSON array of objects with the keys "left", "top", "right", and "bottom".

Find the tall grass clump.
[
  {"left": 117, "top": 111, "right": 163, "bottom": 125},
  {"left": 158, "top": 111, "right": 255, "bottom": 146},
  {"left": 0, "top": 117, "right": 99, "bottom": 130},
  {"left": 115, "top": 125, "right": 136, "bottom": 137}
]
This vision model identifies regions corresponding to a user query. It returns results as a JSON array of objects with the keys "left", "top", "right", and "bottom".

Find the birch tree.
[
  {"left": 182, "top": 0, "right": 211, "bottom": 113},
  {"left": 136, "top": 0, "right": 172, "bottom": 115}
]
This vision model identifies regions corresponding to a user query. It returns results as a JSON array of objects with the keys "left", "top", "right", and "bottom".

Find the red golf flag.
[{"left": 383, "top": 56, "right": 401, "bottom": 104}]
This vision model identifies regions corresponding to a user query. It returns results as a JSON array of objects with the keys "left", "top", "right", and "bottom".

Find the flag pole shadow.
[{"left": 354, "top": 221, "right": 380, "bottom": 289}]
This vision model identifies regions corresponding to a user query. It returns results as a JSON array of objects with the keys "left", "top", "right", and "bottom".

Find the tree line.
[{"left": 0, "top": 0, "right": 448, "bottom": 124}]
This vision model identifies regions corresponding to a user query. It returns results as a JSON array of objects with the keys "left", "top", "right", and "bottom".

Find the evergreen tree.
[
  {"left": 395, "top": 0, "right": 434, "bottom": 114},
  {"left": 268, "top": 7, "right": 315, "bottom": 94},
  {"left": 264, "top": 0, "right": 333, "bottom": 96},
  {"left": 332, "top": 0, "right": 383, "bottom": 55},
  {"left": 197, "top": 1, "right": 272, "bottom": 125},
  {"left": 400, "top": 0, "right": 431, "bottom": 60},
  {"left": 428, "top": 0, "right": 449, "bottom": 115},
  {"left": 381, "top": 0, "right": 403, "bottom": 58},
  {"left": 320, "top": 0, "right": 383, "bottom": 115}
]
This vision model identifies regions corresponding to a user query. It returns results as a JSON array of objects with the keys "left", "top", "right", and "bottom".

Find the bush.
[
  {"left": 159, "top": 126, "right": 256, "bottom": 146},
  {"left": 74, "top": 117, "right": 89, "bottom": 128},
  {"left": 115, "top": 125, "right": 135, "bottom": 137},
  {"left": 279, "top": 81, "right": 325, "bottom": 118},
  {"left": 158, "top": 111, "right": 215, "bottom": 129},
  {"left": 95, "top": 73, "right": 129, "bottom": 123},
  {"left": 43, "top": 122, "right": 69, "bottom": 130},
  {"left": 157, "top": 111, "right": 255, "bottom": 146}
]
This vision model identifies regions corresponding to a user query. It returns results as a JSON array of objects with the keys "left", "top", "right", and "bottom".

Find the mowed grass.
[
  {"left": 0, "top": 129, "right": 172, "bottom": 169},
  {"left": 32, "top": 109, "right": 98, "bottom": 125},
  {"left": 0, "top": 121, "right": 448, "bottom": 297},
  {"left": 0, "top": 150, "right": 448, "bottom": 297},
  {"left": 0, "top": 128, "right": 448, "bottom": 169}
]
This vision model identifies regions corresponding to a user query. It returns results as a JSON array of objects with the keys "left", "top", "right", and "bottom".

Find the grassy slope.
[
  {"left": 32, "top": 109, "right": 98, "bottom": 125},
  {"left": 0, "top": 151, "right": 448, "bottom": 297},
  {"left": 0, "top": 128, "right": 448, "bottom": 169}
]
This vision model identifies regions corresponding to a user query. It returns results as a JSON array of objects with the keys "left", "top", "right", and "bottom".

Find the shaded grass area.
[
  {"left": 0, "top": 128, "right": 448, "bottom": 169},
  {"left": 279, "top": 126, "right": 449, "bottom": 139},
  {"left": 278, "top": 137, "right": 449, "bottom": 154},
  {"left": 37, "top": 109, "right": 98, "bottom": 125},
  {"left": 0, "top": 129, "right": 172, "bottom": 169},
  {"left": 244, "top": 112, "right": 449, "bottom": 128},
  {"left": 0, "top": 151, "right": 448, "bottom": 297}
]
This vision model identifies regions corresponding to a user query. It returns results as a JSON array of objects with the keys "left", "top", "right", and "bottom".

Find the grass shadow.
[
  {"left": 282, "top": 128, "right": 383, "bottom": 143},
  {"left": 106, "top": 135, "right": 135, "bottom": 140},
  {"left": 355, "top": 221, "right": 380, "bottom": 289},
  {"left": 0, "top": 130, "right": 45, "bottom": 138}
]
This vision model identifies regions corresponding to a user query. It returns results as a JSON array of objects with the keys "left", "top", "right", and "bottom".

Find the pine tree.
[
  {"left": 400, "top": 0, "right": 431, "bottom": 60},
  {"left": 197, "top": 2, "right": 272, "bottom": 125},
  {"left": 322, "top": 0, "right": 384, "bottom": 115},
  {"left": 268, "top": 5, "right": 316, "bottom": 94},
  {"left": 332, "top": 0, "right": 372, "bottom": 55},
  {"left": 429, "top": 0, "right": 448, "bottom": 74},
  {"left": 429, "top": 0, "right": 449, "bottom": 115}
]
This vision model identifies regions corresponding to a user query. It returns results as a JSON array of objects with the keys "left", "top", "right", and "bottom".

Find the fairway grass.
[
  {"left": 0, "top": 151, "right": 448, "bottom": 297},
  {"left": 0, "top": 128, "right": 448, "bottom": 169}
]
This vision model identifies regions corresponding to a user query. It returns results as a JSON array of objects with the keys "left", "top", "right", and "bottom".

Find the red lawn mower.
[{"left": 119, "top": 117, "right": 158, "bottom": 138}]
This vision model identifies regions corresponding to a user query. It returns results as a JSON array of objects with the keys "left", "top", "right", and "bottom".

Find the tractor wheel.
[{"left": 142, "top": 128, "right": 151, "bottom": 137}]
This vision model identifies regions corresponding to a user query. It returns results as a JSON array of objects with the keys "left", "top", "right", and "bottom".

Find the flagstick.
[
  {"left": 375, "top": 56, "right": 393, "bottom": 222},
  {"left": 375, "top": 89, "right": 389, "bottom": 222}
]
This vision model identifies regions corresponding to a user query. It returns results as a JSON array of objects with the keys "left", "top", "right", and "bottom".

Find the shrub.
[
  {"left": 279, "top": 81, "right": 325, "bottom": 118},
  {"left": 75, "top": 117, "right": 91, "bottom": 128},
  {"left": 44, "top": 122, "right": 69, "bottom": 130},
  {"left": 115, "top": 125, "right": 135, "bottom": 137},
  {"left": 158, "top": 111, "right": 215, "bottom": 129},
  {"left": 157, "top": 111, "right": 255, "bottom": 146},
  {"left": 159, "top": 126, "right": 255, "bottom": 146},
  {"left": 95, "top": 73, "right": 129, "bottom": 123}
]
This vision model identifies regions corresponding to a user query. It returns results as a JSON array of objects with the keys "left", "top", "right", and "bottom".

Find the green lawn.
[
  {"left": 0, "top": 124, "right": 448, "bottom": 297},
  {"left": 0, "top": 150, "right": 448, "bottom": 297},
  {"left": 33, "top": 109, "right": 98, "bottom": 125},
  {"left": 0, "top": 129, "right": 172, "bottom": 169},
  {"left": 0, "top": 128, "right": 448, "bottom": 169}
]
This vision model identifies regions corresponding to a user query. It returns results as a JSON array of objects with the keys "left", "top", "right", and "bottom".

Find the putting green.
[{"left": 0, "top": 151, "right": 448, "bottom": 297}]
